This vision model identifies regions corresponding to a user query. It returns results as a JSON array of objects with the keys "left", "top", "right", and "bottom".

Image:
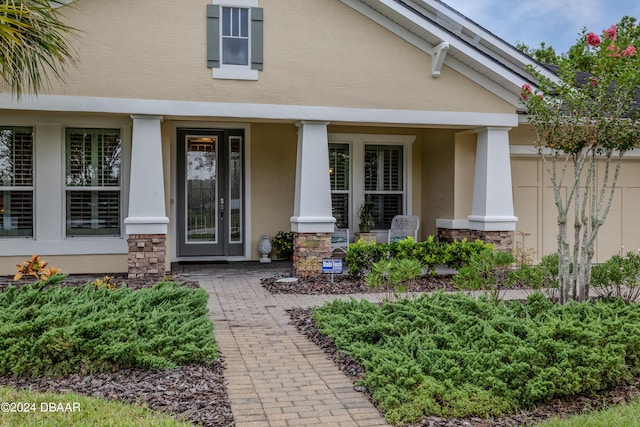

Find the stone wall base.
[
  {"left": 127, "top": 234, "right": 167, "bottom": 279},
  {"left": 293, "top": 232, "right": 332, "bottom": 278},
  {"left": 437, "top": 228, "right": 514, "bottom": 252}
]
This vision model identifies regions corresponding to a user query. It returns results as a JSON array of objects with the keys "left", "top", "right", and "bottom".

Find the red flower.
[
  {"left": 520, "top": 84, "right": 533, "bottom": 100},
  {"left": 608, "top": 44, "right": 621, "bottom": 57},
  {"left": 604, "top": 24, "right": 617, "bottom": 40},
  {"left": 587, "top": 32, "right": 601, "bottom": 46},
  {"left": 622, "top": 45, "right": 637, "bottom": 57},
  {"left": 590, "top": 77, "right": 597, "bottom": 87}
]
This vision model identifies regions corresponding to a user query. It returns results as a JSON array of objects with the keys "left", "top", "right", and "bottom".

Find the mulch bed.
[
  {"left": 261, "top": 273, "right": 456, "bottom": 294},
  {"left": 0, "top": 274, "right": 233, "bottom": 427}
]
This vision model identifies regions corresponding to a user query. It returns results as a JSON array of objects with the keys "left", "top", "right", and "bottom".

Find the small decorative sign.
[{"left": 322, "top": 258, "right": 343, "bottom": 274}]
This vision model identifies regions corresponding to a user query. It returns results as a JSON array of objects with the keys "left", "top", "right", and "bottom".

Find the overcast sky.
[{"left": 442, "top": 0, "right": 640, "bottom": 54}]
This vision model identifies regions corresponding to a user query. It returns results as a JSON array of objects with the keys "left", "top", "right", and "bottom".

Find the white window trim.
[
  {"left": 64, "top": 127, "right": 123, "bottom": 238},
  {"left": 212, "top": 0, "right": 259, "bottom": 81},
  {"left": 329, "top": 133, "right": 415, "bottom": 232},
  {"left": 0, "top": 117, "right": 130, "bottom": 256},
  {"left": 213, "top": 67, "right": 258, "bottom": 81}
]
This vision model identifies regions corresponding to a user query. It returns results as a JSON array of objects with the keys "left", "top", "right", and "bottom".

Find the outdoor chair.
[
  {"left": 331, "top": 226, "right": 350, "bottom": 255},
  {"left": 387, "top": 215, "right": 420, "bottom": 243}
]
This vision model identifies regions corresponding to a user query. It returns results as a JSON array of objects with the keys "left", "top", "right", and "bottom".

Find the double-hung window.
[
  {"left": 0, "top": 127, "right": 33, "bottom": 237},
  {"left": 329, "top": 143, "right": 350, "bottom": 229},
  {"left": 207, "top": 1, "right": 263, "bottom": 80},
  {"left": 364, "top": 145, "right": 404, "bottom": 229},
  {"left": 65, "top": 128, "right": 121, "bottom": 237},
  {"left": 329, "top": 135, "right": 411, "bottom": 231}
]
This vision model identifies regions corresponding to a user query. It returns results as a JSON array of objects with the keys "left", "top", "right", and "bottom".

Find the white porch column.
[
  {"left": 290, "top": 121, "right": 336, "bottom": 232},
  {"left": 468, "top": 127, "right": 518, "bottom": 231},
  {"left": 124, "top": 115, "right": 169, "bottom": 234}
]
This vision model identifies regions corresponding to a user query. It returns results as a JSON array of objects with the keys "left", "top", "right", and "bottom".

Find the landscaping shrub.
[
  {"left": 313, "top": 293, "right": 640, "bottom": 425},
  {"left": 0, "top": 281, "right": 217, "bottom": 377},
  {"left": 508, "top": 253, "right": 562, "bottom": 292},
  {"left": 365, "top": 258, "right": 423, "bottom": 301},
  {"left": 345, "top": 236, "right": 494, "bottom": 277},
  {"left": 388, "top": 236, "right": 443, "bottom": 275},
  {"left": 452, "top": 249, "right": 515, "bottom": 299},
  {"left": 591, "top": 251, "right": 640, "bottom": 303},
  {"left": 443, "top": 239, "right": 495, "bottom": 269},
  {"left": 344, "top": 239, "right": 388, "bottom": 277}
]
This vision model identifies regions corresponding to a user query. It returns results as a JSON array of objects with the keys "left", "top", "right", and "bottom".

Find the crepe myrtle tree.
[
  {"left": 0, "top": 0, "right": 76, "bottom": 97},
  {"left": 521, "top": 23, "right": 640, "bottom": 303}
]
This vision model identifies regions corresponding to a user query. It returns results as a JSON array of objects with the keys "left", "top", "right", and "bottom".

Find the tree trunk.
[{"left": 557, "top": 220, "right": 571, "bottom": 304}]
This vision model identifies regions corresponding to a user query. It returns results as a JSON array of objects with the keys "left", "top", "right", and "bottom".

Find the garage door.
[{"left": 511, "top": 156, "right": 640, "bottom": 263}]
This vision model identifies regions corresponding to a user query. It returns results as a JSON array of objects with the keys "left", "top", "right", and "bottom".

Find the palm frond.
[{"left": 0, "top": 0, "right": 77, "bottom": 97}]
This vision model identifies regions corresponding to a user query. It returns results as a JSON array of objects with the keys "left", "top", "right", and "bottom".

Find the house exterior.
[{"left": 1, "top": 0, "right": 639, "bottom": 277}]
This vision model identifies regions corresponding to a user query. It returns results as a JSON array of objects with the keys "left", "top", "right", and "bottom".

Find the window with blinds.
[
  {"left": 0, "top": 127, "right": 33, "bottom": 237},
  {"left": 329, "top": 143, "right": 349, "bottom": 228},
  {"left": 65, "top": 128, "right": 121, "bottom": 236},
  {"left": 364, "top": 145, "right": 403, "bottom": 229}
]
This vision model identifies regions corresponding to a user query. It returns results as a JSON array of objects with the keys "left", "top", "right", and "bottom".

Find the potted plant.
[
  {"left": 358, "top": 198, "right": 376, "bottom": 233},
  {"left": 271, "top": 231, "right": 295, "bottom": 260}
]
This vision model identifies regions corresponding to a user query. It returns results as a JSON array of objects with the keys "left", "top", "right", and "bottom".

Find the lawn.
[
  {"left": 539, "top": 398, "right": 640, "bottom": 427},
  {"left": 0, "top": 386, "right": 193, "bottom": 427},
  {"left": 313, "top": 292, "right": 640, "bottom": 425}
]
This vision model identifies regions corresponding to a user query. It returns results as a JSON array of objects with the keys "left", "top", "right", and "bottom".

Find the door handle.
[{"left": 220, "top": 197, "right": 225, "bottom": 221}]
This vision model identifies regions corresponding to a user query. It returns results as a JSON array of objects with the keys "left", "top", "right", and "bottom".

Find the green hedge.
[
  {"left": 344, "top": 236, "right": 494, "bottom": 277},
  {"left": 0, "top": 280, "right": 217, "bottom": 377}
]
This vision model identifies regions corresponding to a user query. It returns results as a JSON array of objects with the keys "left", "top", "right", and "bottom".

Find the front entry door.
[{"left": 177, "top": 129, "right": 244, "bottom": 257}]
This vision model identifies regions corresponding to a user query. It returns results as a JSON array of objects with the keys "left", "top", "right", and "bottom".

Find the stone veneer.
[
  {"left": 293, "top": 232, "right": 332, "bottom": 278},
  {"left": 127, "top": 234, "right": 167, "bottom": 278},
  {"left": 437, "top": 228, "right": 514, "bottom": 252}
]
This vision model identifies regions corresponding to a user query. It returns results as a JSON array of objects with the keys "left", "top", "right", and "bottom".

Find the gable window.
[
  {"left": 65, "top": 128, "right": 121, "bottom": 237},
  {"left": 207, "top": 0, "right": 263, "bottom": 80},
  {"left": 0, "top": 127, "right": 33, "bottom": 237}
]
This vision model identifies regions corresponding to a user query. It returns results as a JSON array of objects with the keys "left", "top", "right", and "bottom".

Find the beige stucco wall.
[
  {"left": 0, "top": 255, "right": 127, "bottom": 276},
  {"left": 509, "top": 124, "right": 538, "bottom": 146},
  {"left": 250, "top": 123, "right": 297, "bottom": 258},
  {"left": 48, "top": 0, "right": 514, "bottom": 114},
  {"left": 421, "top": 129, "right": 455, "bottom": 236},
  {"left": 453, "top": 132, "right": 476, "bottom": 220}
]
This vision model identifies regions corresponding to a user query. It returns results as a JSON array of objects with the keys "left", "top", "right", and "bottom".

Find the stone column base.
[
  {"left": 437, "top": 228, "right": 514, "bottom": 252},
  {"left": 127, "top": 234, "right": 167, "bottom": 279},
  {"left": 293, "top": 232, "right": 332, "bottom": 278}
]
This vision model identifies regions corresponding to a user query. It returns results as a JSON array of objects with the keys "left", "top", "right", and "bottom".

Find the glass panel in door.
[{"left": 187, "top": 137, "right": 218, "bottom": 242}]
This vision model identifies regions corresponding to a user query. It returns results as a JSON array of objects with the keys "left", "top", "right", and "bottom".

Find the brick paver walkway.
[{"left": 178, "top": 262, "right": 390, "bottom": 427}]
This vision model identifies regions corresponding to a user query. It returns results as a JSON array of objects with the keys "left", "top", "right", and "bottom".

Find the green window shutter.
[
  {"left": 207, "top": 4, "right": 220, "bottom": 68},
  {"left": 250, "top": 7, "right": 263, "bottom": 71}
]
